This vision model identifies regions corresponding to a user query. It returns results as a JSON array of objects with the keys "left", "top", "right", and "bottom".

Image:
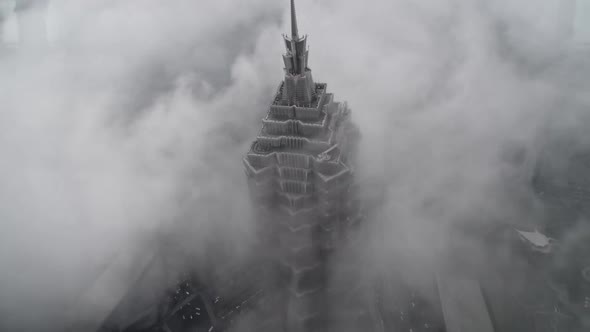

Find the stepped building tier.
[{"left": 243, "top": 1, "right": 361, "bottom": 331}]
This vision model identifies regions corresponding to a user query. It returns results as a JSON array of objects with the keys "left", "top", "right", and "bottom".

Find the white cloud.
[{"left": 0, "top": 0, "right": 587, "bottom": 329}]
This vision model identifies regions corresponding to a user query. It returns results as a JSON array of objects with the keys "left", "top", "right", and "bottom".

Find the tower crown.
[
  {"left": 283, "top": 0, "right": 309, "bottom": 76},
  {"left": 281, "top": 0, "right": 315, "bottom": 105}
]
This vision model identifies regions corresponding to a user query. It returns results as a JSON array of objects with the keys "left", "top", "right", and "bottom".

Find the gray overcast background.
[{"left": 1, "top": 0, "right": 589, "bottom": 330}]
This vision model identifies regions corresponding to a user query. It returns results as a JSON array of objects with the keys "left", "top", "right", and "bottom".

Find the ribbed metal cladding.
[{"left": 243, "top": 1, "right": 361, "bottom": 331}]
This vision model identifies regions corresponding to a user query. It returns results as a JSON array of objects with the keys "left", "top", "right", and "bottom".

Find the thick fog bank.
[{"left": 1, "top": 0, "right": 589, "bottom": 330}]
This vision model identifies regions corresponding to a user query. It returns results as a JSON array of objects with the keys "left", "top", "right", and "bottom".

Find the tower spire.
[
  {"left": 282, "top": 0, "right": 313, "bottom": 99},
  {"left": 291, "top": 0, "right": 299, "bottom": 40}
]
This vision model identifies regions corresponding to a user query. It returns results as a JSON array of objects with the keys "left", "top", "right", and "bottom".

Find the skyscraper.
[
  {"left": 0, "top": 0, "right": 14, "bottom": 45},
  {"left": 14, "top": 0, "right": 48, "bottom": 47},
  {"left": 242, "top": 1, "right": 361, "bottom": 330}
]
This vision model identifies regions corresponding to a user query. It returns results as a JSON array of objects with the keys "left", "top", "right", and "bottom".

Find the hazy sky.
[{"left": 1, "top": 0, "right": 590, "bottom": 330}]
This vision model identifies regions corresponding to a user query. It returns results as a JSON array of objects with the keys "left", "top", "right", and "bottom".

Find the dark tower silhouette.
[
  {"left": 14, "top": 0, "right": 48, "bottom": 47},
  {"left": 0, "top": 15, "right": 5, "bottom": 45},
  {"left": 0, "top": 1, "right": 15, "bottom": 45},
  {"left": 243, "top": 1, "right": 361, "bottom": 330}
]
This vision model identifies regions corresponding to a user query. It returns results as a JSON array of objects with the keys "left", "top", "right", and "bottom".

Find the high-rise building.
[
  {"left": 0, "top": 4, "right": 7, "bottom": 43},
  {"left": 14, "top": 0, "right": 48, "bottom": 47},
  {"left": 242, "top": 1, "right": 361, "bottom": 330},
  {"left": 0, "top": 0, "right": 15, "bottom": 45}
]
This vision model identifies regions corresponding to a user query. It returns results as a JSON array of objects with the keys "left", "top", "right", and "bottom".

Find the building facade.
[{"left": 242, "top": 1, "right": 361, "bottom": 330}]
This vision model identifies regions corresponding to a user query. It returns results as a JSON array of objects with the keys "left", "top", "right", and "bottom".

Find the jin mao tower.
[{"left": 243, "top": 1, "right": 361, "bottom": 330}]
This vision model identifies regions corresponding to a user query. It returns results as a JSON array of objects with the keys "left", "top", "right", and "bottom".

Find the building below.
[{"left": 436, "top": 275, "right": 494, "bottom": 332}]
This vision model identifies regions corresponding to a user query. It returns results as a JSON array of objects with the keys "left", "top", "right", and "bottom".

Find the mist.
[{"left": 1, "top": 0, "right": 588, "bottom": 330}]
